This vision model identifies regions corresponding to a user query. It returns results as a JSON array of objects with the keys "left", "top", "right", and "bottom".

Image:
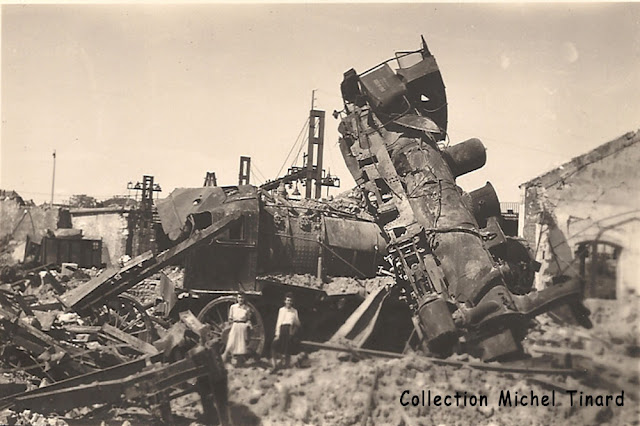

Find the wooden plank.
[
  {"left": 29, "top": 302, "right": 64, "bottom": 311},
  {"left": 62, "top": 325, "right": 103, "bottom": 334},
  {"left": 60, "top": 266, "right": 121, "bottom": 308},
  {"left": 0, "top": 307, "right": 79, "bottom": 355},
  {"left": 0, "top": 353, "right": 162, "bottom": 410},
  {"left": 179, "top": 310, "right": 206, "bottom": 335},
  {"left": 101, "top": 323, "right": 158, "bottom": 355},
  {"left": 0, "top": 384, "right": 27, "bottom": 399},
  {"left": 64, "top": 213, "right": 241, "bottom": 313},
  {"left": 9, "top": 352, "right": 208, "bottom": 413},
  {"left": 0, "top": 305, "right": 18, "bottom": 321},
  {"left": 12, "top": 293, "right": 34, "bottom": 317}
]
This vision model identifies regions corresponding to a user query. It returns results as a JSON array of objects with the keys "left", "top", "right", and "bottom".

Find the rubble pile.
[
  {"left": 322, "top": 276, "right": 393, "bottom": 296},
  {"left": 258, "top": 274, "right": 325, "bottom": 291},
  {"left": 214, "top": 338, "right": 640, "bottom": 426},
  {"left": 1, "top": 225, "right": 635, "bottom": 426},
  {"left": 523, "top": 296, "right": 640, "bottom": 402},
  {"left": 584, "top": 297, "right": 640, "bottom": 352},
  {"left": 0, "top": 409, "right": 68, "bottom": 426},
  {"left": 272, "top": 188, "right": 373, "bottom": 222},
  {"left": 0, "top": 244, "right": 225, "bottom": 422},
  {"left": 0, "top": 259, "right": 228, "bottom": 424},
  {"left": 257, "top": 274, "right": 393, "bottom": 296},
  {"left": 526, "top": 297, "right": 639, "bottom": 353},
  {"left": 0, "top": 268, "right": 148, "bottom": 368}
]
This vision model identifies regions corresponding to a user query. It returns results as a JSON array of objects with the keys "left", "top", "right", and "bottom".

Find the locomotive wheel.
[
  {"left": 91, "top": 294, "right": 155, "bottom": 343},
  {"left": 197, "top": 296, "right": 265, "bottom": 356}
]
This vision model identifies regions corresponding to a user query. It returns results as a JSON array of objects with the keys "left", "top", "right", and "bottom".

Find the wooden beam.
[{"left": 101, "top": 324, "right": 158, "bottom": 355}]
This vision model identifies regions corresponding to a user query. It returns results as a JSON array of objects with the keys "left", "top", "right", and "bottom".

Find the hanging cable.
[
  {"left": 276, "top": 118, "right": 310, "bottom": 177},
  {"left": 252, "top": 162, "right": 269, "bottom": 185},
  {"left": 291, "top": 133, "right": 309, "bottom": 169}
]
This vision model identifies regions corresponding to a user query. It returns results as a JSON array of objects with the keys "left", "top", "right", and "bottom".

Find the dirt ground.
[
  {"left": 9, "top": 298, "right": 633, "bottom": 426},
  {"left": 218, "top": 353, "right": 638, "bottom": 426},
  {"left": 1, "top": 257, "right": 638, "bottom": 425},
  {"left": 205, "top": 296, "right": 639, "bottom": 426}
]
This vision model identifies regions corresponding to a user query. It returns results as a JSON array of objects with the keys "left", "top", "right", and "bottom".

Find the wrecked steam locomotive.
[
  {"left": 155, "top": 186, "right": 386, "bottom": 353},
  {"left": 336, "top": 37, "right": 591, "bottom": 360},
  {"left": 57, "top": 37, "right": 592, "bottom": 364}
]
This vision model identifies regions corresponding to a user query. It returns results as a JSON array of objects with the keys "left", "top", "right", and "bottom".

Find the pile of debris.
[
  {"left": 258, "top": 273, "right": 393, "bottom": 297},
  {"left": 222, "top": 342, "right": 639, "bottom": 426},
  {"left": 202, "top": 295, "right": 640, "bottom": 425},
  {"left": 0, "top": 256, "right": 230, "bottom": 425},
  {"left": 0, "top": 215, "right": 393, "bottom": 425}
]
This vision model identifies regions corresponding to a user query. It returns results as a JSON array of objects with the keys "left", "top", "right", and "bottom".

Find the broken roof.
[{"left": 520, "top": 129, "right": 640, "bottom": 189}]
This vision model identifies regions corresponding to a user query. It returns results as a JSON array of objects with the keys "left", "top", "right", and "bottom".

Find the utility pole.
[
  {"left": 50, "top": 150, "right": 56, "bottom": 206},
  {"left": 203, "top": 171, "right": 217, "bottom": 187},
  {"left": 238, "top": 156, "right": 251, "bottom": 185},
  {"left": 306, "top": 108, "right": 325, "bottom": 199},
  {"left": 258, "top": 90, "right": 339, "bottom": 197}
]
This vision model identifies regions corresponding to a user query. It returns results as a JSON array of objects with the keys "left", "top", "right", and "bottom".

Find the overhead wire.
[
  {"left": 276, "top": 118, "right": 310, "bottom": 177},
  {"left": 251, "top": 162, "right": 269, "bottom": 184},
  {"left": 291, "top": 132, "right": 309, "bottom": 169},
  {"left": 250, "top": 173, "right": 264, "bottom": 186}
]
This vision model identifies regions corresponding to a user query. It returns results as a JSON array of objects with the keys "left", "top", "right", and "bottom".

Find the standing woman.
[
  {"left": 222, "top": 292, "right": 252, "bottom": 365},
  {"left": 272, "top": 292, "right": 301, "bottom": 369}
]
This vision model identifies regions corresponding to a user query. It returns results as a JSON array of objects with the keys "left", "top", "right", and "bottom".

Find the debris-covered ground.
[
  {"left": 201, "top": 297, "right": 640, "bottom": 426},
  {"left": 6, "top": 294, "right": 629, "bottom": 426},
  {"left": 1, "top": 232, "right": 638, "bottom": 426}
]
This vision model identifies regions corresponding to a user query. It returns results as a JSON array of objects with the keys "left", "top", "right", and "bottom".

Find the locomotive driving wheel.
[
  {"left": 90, "top": 294, "right": 155, "bottom": 344},
  {"left": 197, "top": 296, "right": 265, "bottom": 356}
]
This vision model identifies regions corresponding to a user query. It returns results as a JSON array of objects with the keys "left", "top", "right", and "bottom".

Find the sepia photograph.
[{"left": 1, "top": 2, "right": 639, "bottom": 425}]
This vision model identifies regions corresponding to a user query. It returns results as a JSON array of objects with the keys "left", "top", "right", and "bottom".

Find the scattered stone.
[
  {"left": 477, "top": 404, "right": 494, "bottom": 418},
  {"left": 248, "top": 389, "right": 262, "bottom": 404}
]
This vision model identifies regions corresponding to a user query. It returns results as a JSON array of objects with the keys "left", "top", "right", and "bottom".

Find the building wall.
[
  {"left": 70, "top": 207, "right": 158, "bottom": 266},
  {"left": 1, "top": 197, "right": 156, "bottom": 267},
  {"left": 70, "top": 208, "right": 130, "bottom": 266},
  {"left": 521, "top": 130, "right": 640, "bottom": 298},
  {"left": 0, "top": 199, "right": 68, "bottom": 242}
]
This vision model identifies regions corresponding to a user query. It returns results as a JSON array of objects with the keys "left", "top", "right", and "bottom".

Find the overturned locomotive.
[{"left": 336, "top": 37, "right": 591, "bottom": 360}]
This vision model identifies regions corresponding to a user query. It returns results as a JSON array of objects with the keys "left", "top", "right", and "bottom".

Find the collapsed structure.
[
  {"left": 520, "top": 129, "right": 640, "bottom": 299},
  {"left": 3, "top": 35, "right": 627, "bottom": 424},
  {"left": 335, "top": 37, "right": 591, "bottom": 360}
]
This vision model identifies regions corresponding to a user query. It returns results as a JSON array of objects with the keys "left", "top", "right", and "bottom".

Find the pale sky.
[{"left": 2, "top": 3, "right": 639, "bottom": 204}]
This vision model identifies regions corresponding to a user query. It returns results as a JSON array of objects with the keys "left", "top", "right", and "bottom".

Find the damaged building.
[
  {"left": 520, "top": 129, "right": 640, "bottom": 300},
  {"left": 69, "top": 205, "right": 157, "bottom": 266},
  {"left": 1, "top": 177, "right": 160, "bottom": 270},
  {"left": 0, "top": 193, "right": 70, "bottom": 244}
]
